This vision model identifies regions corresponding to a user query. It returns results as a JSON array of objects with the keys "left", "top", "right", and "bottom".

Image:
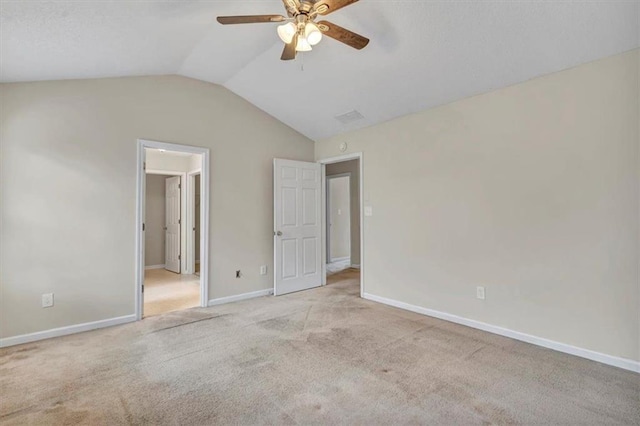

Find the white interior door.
[
  {"left": 274, "top": 159, "right": 322, "bottom": 296},
  {"left": 165, "top": 176, "right": 181, "bottom": 273}
]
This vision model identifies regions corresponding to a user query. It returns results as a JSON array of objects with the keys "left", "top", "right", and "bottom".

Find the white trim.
[
  {"left": 145, "top": 264, "right": 166, "bottom": 270},
  {"left": 329, "top": 256, "right": 350, "bottom": 263},
  {"left": 187, "top": 170, "right": 202, "bottom": 276},
  {"left": 363, "top": 293, "right": 640, "bottom": 374},
  {"left": 318, "top": 152, "right": 364, "bottom": 298},
  {"left": 208, "top": 289, "right": 273, "bottom": 307},
  {"left": 350, "top": 264, "right": 361, "bottom": 269},
  {"left": 145, "top": 169, "right": 183, "bottom": 176},
  {"left": 137, "top": 139, "right": 210, "bottom": 321},
  {"left": 0, "top": 315, "right": 136, "bottom": 348},
  {"left": 326, "top": 172, "right": 352, "bottom": 179}
]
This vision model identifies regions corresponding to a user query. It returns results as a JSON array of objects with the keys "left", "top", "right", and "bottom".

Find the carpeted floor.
[
  {"left": 1, "top": 270, "right": 638, "bottom": 425},
  {"left": 144, "top": 269, "right": 200, "bottom": 317}
]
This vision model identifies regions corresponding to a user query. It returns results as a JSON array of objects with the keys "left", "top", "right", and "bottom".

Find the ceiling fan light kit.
[
  {"left": 304, "top": 22, "right": 322, "bottom": 46},
  {"left": 217, "top": 0, "right": 369, "bottom": 61},
  {"left": 277, "top": 22, "right": 297, "bottom": 44}
]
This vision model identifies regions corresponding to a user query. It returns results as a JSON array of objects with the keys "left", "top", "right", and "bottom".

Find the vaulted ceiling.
[{"left": 1, "top": 1, "right": 637, "bottom": 140}]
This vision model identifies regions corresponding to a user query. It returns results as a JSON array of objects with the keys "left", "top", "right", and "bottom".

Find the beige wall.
[
  {"left": 146, "top": 150, "right": 193, "bottom": 172},
  {"left": 144, "top": 174, "right": 169, "bottom": 267},
  {"left": 326, "top": 159, "right": 360, "bottom": 264},
  {"left": 316, "top": 50, "right": 640, "bottom": 362},
  {"left": 0, "top": 75, "right": 314, "bottom": 339},
  {"left": 328, "top": 176, "right": 351, "bottom": 260}
]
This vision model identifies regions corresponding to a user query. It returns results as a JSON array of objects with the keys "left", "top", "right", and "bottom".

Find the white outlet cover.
[
  {"left": 364, "top": 206, "right": 373, "bottom": 217},
  {"left": 476, "top": 287, "right": 485, "bottom": 300},
  {"left": 260, "top": 265, "right": 267, "bottom": 275},
  {"left": 42, "top": 293, "right": 54, "bottom": 308}
]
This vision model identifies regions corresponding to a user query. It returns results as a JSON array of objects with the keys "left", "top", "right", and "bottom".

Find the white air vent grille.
[{"left": 334, "top": 110, "right": 364, "bottom": 125}]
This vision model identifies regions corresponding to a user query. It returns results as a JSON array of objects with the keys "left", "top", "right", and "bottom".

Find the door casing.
[
  {"left": 188, "top": 170, "right": 202, "bottom": 275},
  {"left": 136, "top": 139, "right": 210, "bottom": 320},
  {"left": 318, "top": 153, "right": 364, "bottom": 297}
]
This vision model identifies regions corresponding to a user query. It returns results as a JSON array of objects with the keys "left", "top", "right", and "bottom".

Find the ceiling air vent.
[{"left": 335, "top": 110, "right": 364, "bottom": 125}]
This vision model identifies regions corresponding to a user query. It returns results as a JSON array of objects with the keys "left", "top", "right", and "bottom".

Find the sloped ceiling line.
[{"left": 1, "top": 1, "right": 638, "bottom": 141}]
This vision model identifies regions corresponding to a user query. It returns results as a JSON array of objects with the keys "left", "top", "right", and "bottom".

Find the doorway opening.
[
  {"left": 326, "top": 173, "right": 352, "bottom": 273},
  {"left": 320, "top": 154, "right": 363, "bottom": 296},
  {"left": 272, "top": 154, "right": 363, "bottom": 297},
  {"left": 136, "top": 140, "right": 210, "bottom": 320}
]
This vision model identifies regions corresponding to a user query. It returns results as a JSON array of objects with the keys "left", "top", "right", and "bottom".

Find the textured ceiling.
[{"left": 1, "top": 1, "right": 638, "bottom": 140}]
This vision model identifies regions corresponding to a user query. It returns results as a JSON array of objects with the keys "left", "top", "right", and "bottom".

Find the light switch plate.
[
  {"left": 476, "top": 286, "right": 485, "bottom": 300},
  {"left": 260, "top": 265, "right": 267, "bottom": 275},
  {"left": 364, "top": 206, "right": 373, "bottom": 217}
]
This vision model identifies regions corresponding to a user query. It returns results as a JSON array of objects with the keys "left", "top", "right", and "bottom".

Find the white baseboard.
[
  {"left": 350, "top": 264, "right": 361, "bottom": 269},
  {"left": 208, "top": 288, "right": 273, "bottom": 307},
  {"left": 145, "top": 264, "right": 165, "bottom": 270},
  {"left": 363, "top": 293, "right": 640, "bottom": 374},
  {"left": 0, "top": 314, "right": 137, "bottom": 348},
  {"left": 329, "top": 257, "right": 350, "bottom": 263}
]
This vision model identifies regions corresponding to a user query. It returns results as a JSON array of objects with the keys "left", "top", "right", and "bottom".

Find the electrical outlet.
[
  {"left": 236, "top": 270, "right": 241, "bottom": 278},
  {"left": 260, "top": 265, "right": 267, "bottom": 275},
  {"left": 476, "top": 286, "right": 485, "bottom": 300},
  {"left": 42, "top": 293, "right": 54, "bottom": 308}
]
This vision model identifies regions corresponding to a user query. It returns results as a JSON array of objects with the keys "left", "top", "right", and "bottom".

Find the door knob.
[{"left": 275, "top": 231, "right": 283, "bottom": 236}]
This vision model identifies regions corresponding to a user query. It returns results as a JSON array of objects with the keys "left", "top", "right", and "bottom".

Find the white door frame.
[
  {"left": 145, "top": 169, "right": 187, "bottom": 273},
  {"left": 325, "top": 172, "right": 351, "bottom": 263},
  {"left": 187, "top": 169, "right": 202, "bottom": 275},
  {"left": 136, "top": 139, "right": 210, "bottom": 320},
  {"left": 318, "top": 153, "right": 364, "bottom": 297}
]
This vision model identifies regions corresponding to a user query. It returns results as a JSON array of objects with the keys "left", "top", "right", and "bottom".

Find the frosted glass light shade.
[
  {"left": 295, "top": 37, "right": 312, "bottom": 52},
  {"left": 305, "top": 22, "right": 322, "bottom": 46},
  {"left": 277, "top": 22, "right": 297, "bottom": 44}
]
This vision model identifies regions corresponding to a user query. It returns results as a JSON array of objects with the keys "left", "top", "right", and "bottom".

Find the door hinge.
[
  {"left": 142, "top": 284, "right": 144, "bottom": 293},
  {"left": 143, "top": 162, "right": 146, "bottom": 171},
  {"left": 178, "top": 219, "right": 181, "bottom": 225},
  {"left": 178, "top": 254, "right": 181, "bottom": 260},
  {"left": 142, "top": 223, "right": 145, "bottom": 231},
  {"left": 178, "top": 184, "right": 181, "bottom": 189}
]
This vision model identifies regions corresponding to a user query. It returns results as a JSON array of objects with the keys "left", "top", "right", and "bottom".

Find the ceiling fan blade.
[
  {"left": 217, "top": 15, "right": 287, "bottom": 25},
  {"left": 317, "top": 20, "right": 369, "bottom": 50},
  {"left": 281, "top": 34, "right": 298, "bottom": 61},
  {"left": 313, "top": 0, "right": 359, "bottom": 15}
]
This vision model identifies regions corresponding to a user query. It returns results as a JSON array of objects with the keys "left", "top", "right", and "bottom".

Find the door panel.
[
  {"left": 303, "top": 237, "right": 318, "bottom": 275},
  {"left": 274, "top": 159, "right": 322, "bottom": 295},
  {"left": 165, "top": 176, "right": 181, "bottom": 273}
]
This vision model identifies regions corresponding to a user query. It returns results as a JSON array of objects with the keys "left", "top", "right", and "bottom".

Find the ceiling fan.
[{"left": 217, "top": 0, "right": 369, "bottom": 61}]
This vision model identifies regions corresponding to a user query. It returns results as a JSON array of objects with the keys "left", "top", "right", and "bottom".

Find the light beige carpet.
[
  {"left": 1, "top": 270, "right": 638, "bottom": 425},
  {"left": 143, "top": 269, "right": 200, "bottom": 317}
]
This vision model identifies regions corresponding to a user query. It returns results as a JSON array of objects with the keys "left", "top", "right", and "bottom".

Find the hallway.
[{"left": 144, "top": 269, "right": 200, "bottom": 317}]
